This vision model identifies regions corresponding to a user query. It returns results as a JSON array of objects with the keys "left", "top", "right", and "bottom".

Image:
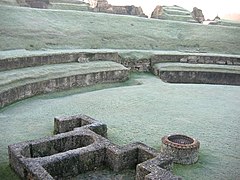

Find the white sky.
[{"left": 107, "top": 0, "right": 240, "bottom": 19}]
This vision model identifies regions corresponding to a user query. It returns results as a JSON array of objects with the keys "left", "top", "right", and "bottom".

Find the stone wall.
[
  {"left": 0, "top": 69, "right": 129, "bottom": 108},
  {"left": 8, "top": 114, "right": 180, "bottom": 179},
  {"left": 0, "top": 52, "right": 121, "bottom": 71},
  {"left": 151, "top": 54, "right": 240, "bottom": 66},
  {"left": 89, "top": 0, "right": 147, "bottom": 17},
  {"left": 1, "top": 51, "right": 240, "bottom": 108},
  {"left": 179, "top": 55, "right": 240, "bottom": 65},
  {"left": 2, "top": 51, "right": 239, "bottom": 72},
  {"left": 152, "top": 63, "right": 240, "bottom": 86},
  {"left": 158, "top": 71, "right": 240, "bottom": 86}
]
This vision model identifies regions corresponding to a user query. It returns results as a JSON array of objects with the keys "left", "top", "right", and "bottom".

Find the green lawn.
[{"left": 0, "top": 5, "right": 240, "bottom": 55}]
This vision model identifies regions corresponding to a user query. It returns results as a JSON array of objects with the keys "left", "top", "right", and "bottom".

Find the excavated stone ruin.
[{"left": 8, "top": 114, "right": 182, "bottom": 180}]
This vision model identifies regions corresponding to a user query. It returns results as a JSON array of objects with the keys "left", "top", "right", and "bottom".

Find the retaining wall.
[
  {"left": 1, "top": 51, "right": 240, "bottom": 108},
  {"left": 156, "top": 70, "right": 240, "bottom": 85},
  {"left": 0, "top": 69, "right": 128, "bottom": 108},
  {"left": 152, "top": 62, "right": 240, "bottom": 85},
  {"left": 0, "top": 52, "right": 121, "bottom": 71},
  {"left": 1, "top": 51, "right": 240, "bottom": 72}
]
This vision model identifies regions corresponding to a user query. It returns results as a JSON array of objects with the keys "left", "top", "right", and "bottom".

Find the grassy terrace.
[
  {"left": 0, "top": 5, "right": 240, "bottom": 54},
  {"left": 0, "top": 61, "right": 127, "bottom": 92}
]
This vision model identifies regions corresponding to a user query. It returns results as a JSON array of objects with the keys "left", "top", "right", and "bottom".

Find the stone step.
[
  {"left": 0, "top": 61, "right": 129, "bottom": 108},
  {"left": 152, "top": 63, "right": 240, "bottom": 85}
]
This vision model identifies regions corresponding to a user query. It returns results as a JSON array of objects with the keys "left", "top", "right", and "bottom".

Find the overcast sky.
[{"left": 107, "top": 0, "right": 240, "bottom": 19}]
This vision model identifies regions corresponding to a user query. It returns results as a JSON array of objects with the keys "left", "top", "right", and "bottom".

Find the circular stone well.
[{"left": 161, "top": 134, "right": 200, "bottom": 165}]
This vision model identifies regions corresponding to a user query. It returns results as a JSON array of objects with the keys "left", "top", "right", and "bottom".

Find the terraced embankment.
[
  {"left": 1, "top": 49, "right": 240, "bottom": 108},
  {"left": 0, "top": 61, "right": 129, "bottom": 108}
]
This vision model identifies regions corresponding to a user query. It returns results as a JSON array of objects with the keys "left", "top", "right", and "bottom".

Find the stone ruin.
[
  {"left": 151, "top": 5, "right": 196, "bottom": 23},
  {"left": 88, "top": 0, "right": 148, "bottom": 17},
  {"left": 8, "top": 114, "right": 182, "bottom": 179},
  {"left": 191, "top": 7, "right": 205, "bottom": 23},
  {"left": 161, "top": 134, "right": 200, "bottom": 165}
]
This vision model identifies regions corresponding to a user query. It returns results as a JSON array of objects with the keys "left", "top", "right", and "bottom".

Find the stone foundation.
[{"left": 8, "top": 114, "right": 182, "bottom": 180}]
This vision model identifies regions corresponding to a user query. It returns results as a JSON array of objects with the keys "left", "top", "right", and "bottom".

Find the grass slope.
[{"left": 0, "top": 5, "right": 240, "bottom": 55}]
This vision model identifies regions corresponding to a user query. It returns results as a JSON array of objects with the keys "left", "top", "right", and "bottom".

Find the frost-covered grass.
[
  {"left": 0, "top": 73, "right": 239, "bottom": 179},
  {"left": 1, "top": 5, "right": 240, "bottom": 54}
]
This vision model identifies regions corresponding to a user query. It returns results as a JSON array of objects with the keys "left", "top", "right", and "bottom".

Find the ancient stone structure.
[
  {"left": 151, "top": 5, "right": 195, "bottom": 22},
  {"left": 161, "top": 134, "right": 200, "bottom": 165},
  {"left": 0, "top": 61, "right": 129, "bottom": 108},
  {"left": 191, "top": 7, "right": 205, "bottom": 23},
  {"left": 151, "top": 5, "right": 163, "bottom": 19},
  {"left": 1, "top": 51, "right": 240, "bottom": 108},
  {"left": 2, "top": 51, "right": 240, "bottom": 72},
  {"left": 152, "top": 62, "right": 240, "bottom": 85},
  {"left": 89, "top": 0, "right": 147, "bottom": 17},
  {"left": 0, "top": 52, "right": 121, "bottom": 71},
  {"left": 8, "top": 114, "right": 182, "bottom": 179}
]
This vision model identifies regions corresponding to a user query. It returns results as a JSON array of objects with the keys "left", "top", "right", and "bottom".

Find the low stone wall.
[
  {"left": 179, "top": 55, "right": 240, "bottom": 65},
  {"left": 158, "top": 71, "right": 240, "bottom": 85},
  {"left": 0, "top": 69, "right": 129, "bottom": 108},
  {"left": 152, "top": 63, "right": 240, "bottom": 86},
  {"left": 2, "top": 51, "right": 240, "bottom": 72},
  {"left": 150, "top": 54, "right": 240, "bottom": 66},
  {"left": 8, "top": 114, "right": 181, "bottom": 179},
  {"left": 1, "top": 51, "right": 240, "bottom": 107},
  {"left": 136, "top": 155, "right": 179, "bottom": 180},
  {"left": 54, "top": 114, "right": 107, "bottom": 137},
  {"left": 0, "top": 52, "right": 121, "bottom": 71}
]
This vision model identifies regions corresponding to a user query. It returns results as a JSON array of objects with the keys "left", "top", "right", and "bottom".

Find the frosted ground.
[{"left": 0, "top": 73, "right": 239, "bottom": 179}]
